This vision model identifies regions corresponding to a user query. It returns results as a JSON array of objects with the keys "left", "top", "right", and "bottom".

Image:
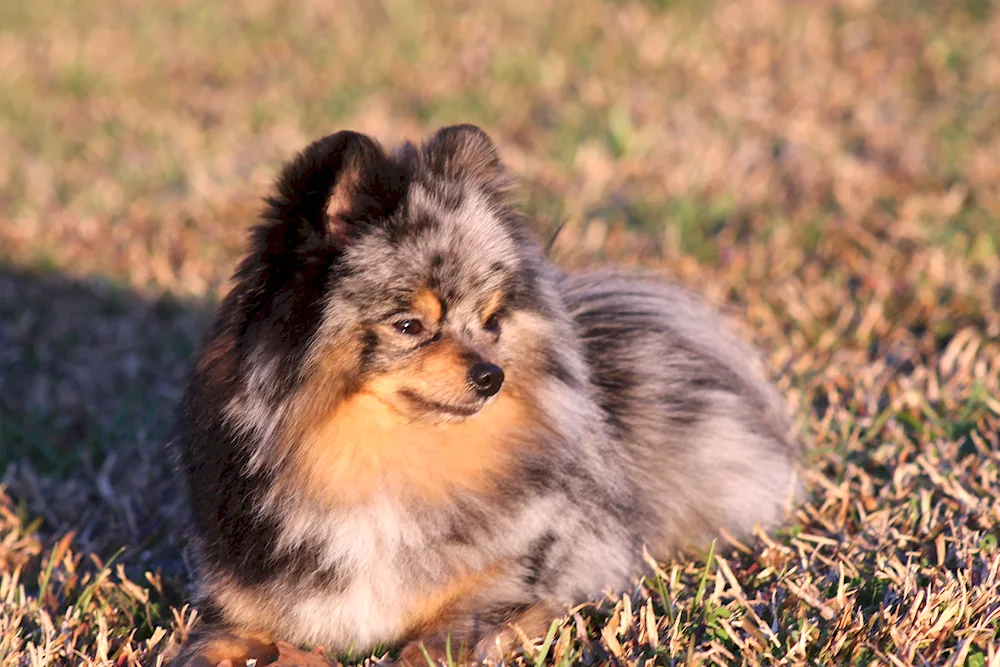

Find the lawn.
[{"left": 2, "top": 0, "right": 1000, "bottom": 664}]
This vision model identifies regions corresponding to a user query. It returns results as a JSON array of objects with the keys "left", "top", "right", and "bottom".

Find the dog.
[{"left": 171, "top": 125, "right": 799, "bottom": 666}]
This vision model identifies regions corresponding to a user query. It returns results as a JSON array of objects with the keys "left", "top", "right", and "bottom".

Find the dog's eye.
[
  {"left": 395, "top": 319, "right": 424, "bottom": 336},
  {"left": 483, "top": 313, "right": 501, "bottom": 333}
]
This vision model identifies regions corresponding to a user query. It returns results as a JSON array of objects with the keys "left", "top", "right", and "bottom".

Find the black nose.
[{"left": 469, "top": 362, "right": 504, "bottom": 398}]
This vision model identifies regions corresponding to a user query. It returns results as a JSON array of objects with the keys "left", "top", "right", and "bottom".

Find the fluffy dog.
[{"left": 172, "top": 125, "right": 799, "bottom": 665}]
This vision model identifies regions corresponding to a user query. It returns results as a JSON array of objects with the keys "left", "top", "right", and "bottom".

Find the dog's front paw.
[{"left": 266, "top": 642, "right": 341, "bottom": 667}]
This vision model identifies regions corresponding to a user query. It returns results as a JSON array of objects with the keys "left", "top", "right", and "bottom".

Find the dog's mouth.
[{"left": 397, "top": 389, "right": 484, "bottom": 419}]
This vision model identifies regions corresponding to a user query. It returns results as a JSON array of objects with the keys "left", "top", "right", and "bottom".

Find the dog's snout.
[{"left": 469, "top": 362, "right": 504, "bottom": 398}]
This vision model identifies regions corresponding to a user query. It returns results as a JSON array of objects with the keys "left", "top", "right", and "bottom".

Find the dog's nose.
[{"left": 469, "top": 362, "right": 504, "bottom": 398}]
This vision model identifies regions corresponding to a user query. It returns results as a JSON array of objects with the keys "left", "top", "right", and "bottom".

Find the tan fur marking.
[
  {"left": 396, "top": 564, "right": 504, "bottom": 665},
  {"left": 325, "top": 164, "right": 367, "bottom": 240},
  {"left": 411, "top": 288, "right": 443, "bottom": 325},
  {"left": 208, "top": 576, "right": 286, "bottom": 635},
  {"left": 403, "top": 337, "right": 470, "bottom": 395},
  {"left": 403, "top": 565, "right": 501, "bottom": 637},
  {"left": 486, "top": 605, "right": 557, "bottom": 659},
  {"left": 173, "top": 631, "right": 277, "bottom": 667},
  {"left": 399, "top": 601, "right": 556, "bottom": 666},
  {"left": 294, "top": 382, "right": 530, "bottom": 505},
  {"left": 482, "top": 290, "right": 504, "bottom": 323},
  {"left": 195, "top": 332, "right": 238, "bottom": 379},
  {"left": 278, "top": 333, "right": 365, "bottom": 455}
]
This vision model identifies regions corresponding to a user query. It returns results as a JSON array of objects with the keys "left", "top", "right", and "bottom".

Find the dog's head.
[{"left": 218, "top": 126, "right": 574, "bottom": 426}]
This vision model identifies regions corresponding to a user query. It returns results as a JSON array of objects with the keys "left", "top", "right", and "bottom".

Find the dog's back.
[{"left": 560, "top": 271, "right": 799, "bottom": 550}]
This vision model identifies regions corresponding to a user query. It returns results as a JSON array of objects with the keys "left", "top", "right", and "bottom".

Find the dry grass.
[{"left": 2, "top": 0, "right": 1000, "bottom": 664}]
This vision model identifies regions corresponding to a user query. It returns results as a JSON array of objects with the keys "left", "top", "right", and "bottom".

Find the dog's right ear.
[
  {"left": 234, "top": 133, "right": 406, "bottom": 356},
  {"left": 264, "top": 131, "right": 405, "bottom": 248}
]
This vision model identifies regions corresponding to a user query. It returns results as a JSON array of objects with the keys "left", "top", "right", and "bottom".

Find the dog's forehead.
[
  {"left": 339, "top": 182, "right": 519, "bottom": 314},
  {"left": 411, "top": 184, "right": 518, "bottom": 284},
  {"left": 401, "top": 182, "right": 518, "bottom": 271}
]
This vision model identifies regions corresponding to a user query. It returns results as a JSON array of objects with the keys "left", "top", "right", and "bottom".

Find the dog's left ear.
[{"left": 422, "top": 125, "right": 513, "bottom": 196}]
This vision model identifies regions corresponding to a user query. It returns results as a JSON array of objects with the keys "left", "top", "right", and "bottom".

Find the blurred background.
[{"left": 2, "top": 0, "right": 999, "bottom": 663}]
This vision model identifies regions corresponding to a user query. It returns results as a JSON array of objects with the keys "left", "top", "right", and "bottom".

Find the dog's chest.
[{"left": 275, "top": 497, "right": 488, "bottom": 649}]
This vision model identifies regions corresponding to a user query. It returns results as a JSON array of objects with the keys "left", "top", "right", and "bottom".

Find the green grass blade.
[
  {"left": 534, "top": 619, "right": 561, "bottom": 667},
  {"left": 694, "top": 539, "right": 716, "bottom": 608}
]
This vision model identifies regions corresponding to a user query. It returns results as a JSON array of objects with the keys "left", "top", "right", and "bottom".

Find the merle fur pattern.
[{"left": 174, "top": 125, "right": 799, "bottom": 662}]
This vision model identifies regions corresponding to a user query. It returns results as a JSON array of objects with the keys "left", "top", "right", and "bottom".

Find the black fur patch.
[
  {"left": 542, "top": 351, "right": 581, "bottom": 389},
  {"left": 522, "top": 532, "right": 557, "bottom": 586},
  {"left": 477, "top": 603, "right": 533, "bottom": 628},
  {"left": 359, "top": 328, "right": 380, "bottom": 370}
]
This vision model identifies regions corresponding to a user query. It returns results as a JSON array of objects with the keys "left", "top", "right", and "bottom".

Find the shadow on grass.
[{"left": 0, "top": 263, "right": 212, "bottom": 577}]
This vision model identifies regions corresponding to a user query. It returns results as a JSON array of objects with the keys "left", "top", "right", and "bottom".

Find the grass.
[{"left": 1, "top": 0, "right": 1000, "bottom": 664}]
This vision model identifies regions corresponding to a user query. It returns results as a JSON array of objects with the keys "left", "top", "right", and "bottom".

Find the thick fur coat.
[{"left": 172, "top": 125, "right": 799, "bottom": 666}]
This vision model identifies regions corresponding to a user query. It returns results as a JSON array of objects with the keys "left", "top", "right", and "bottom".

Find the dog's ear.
[
  {"left": 237, "top": 133, "right": 405, "bottom": 354},
  {"left": 266, "top": 131, "right": 405, "bottom": 246},
  {"left": 422, "top": 125, "right": 513, "bottom": 196}
]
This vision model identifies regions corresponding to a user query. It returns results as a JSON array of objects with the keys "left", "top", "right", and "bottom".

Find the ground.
[{"left": 1, "top": 0, "right": 1000, "bottom": 664}]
